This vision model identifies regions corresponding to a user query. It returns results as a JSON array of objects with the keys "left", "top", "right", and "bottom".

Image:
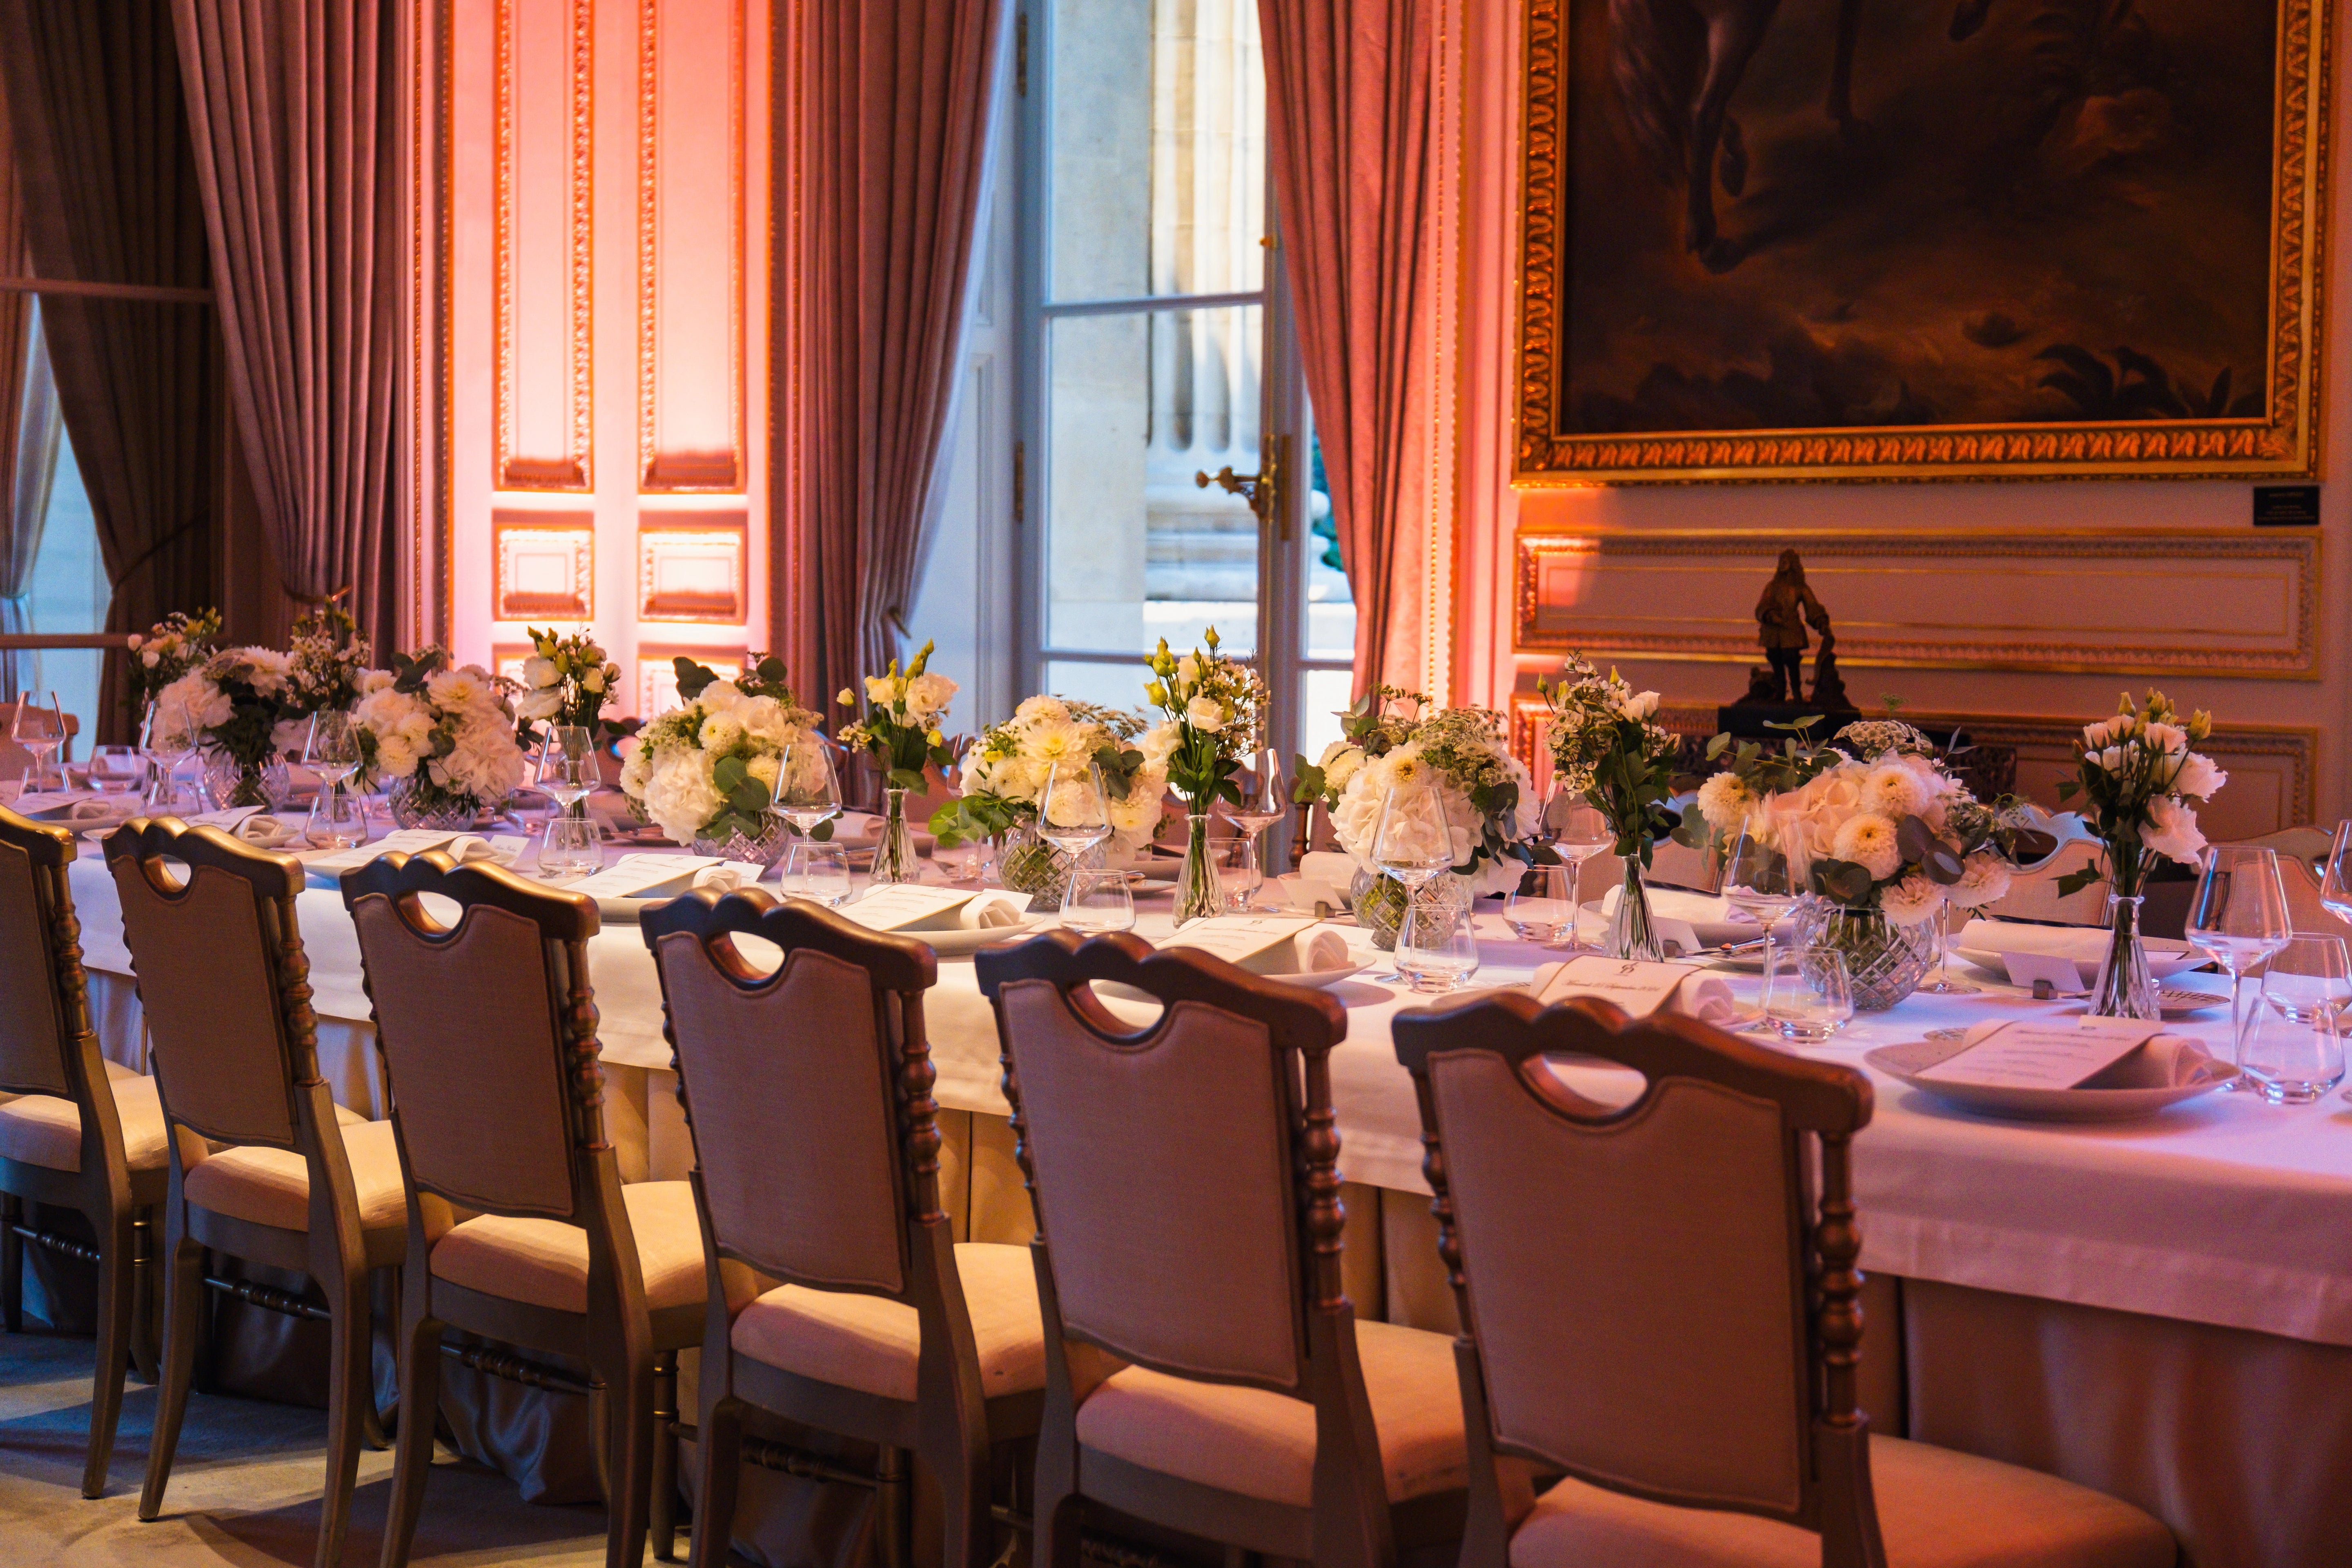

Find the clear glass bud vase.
[
  {"left": 871, "top": 786, "right": 920, "bottom": 886},
  {"left": 1607, "top": 855, "right": 1666, "bottom": 962},
  {"left": 2087, "top": 893, "right": 2160, "bottom": 1019},
  {"left": 1173, "top": 812, "right": 1220, "bottom": 925}
]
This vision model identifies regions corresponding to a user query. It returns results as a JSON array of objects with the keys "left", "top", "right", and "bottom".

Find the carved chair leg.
[
  {"left": 684, "top": 1393, "right": 742, "bottom": 1568},
  {"left": 650, "top": 1350, "right": 679, "bottom": 1561},
  {"left": 1036, "top": 1483, "right": 1085, "bottom": 1568},
  {"left": 875, "top": 1444, "right": 911, "bottom": 1568},
  {"left": 81, "top": 1208, "right": 137, "bottom": 1499},
  {"left": 0, "top": 1193, "right": 21, "bottom": 1334},
  {"left": 604, "top": 1350, "right": 657, "bottom": 1568},
  {"left": 137, "top": 1229, "right": 206, "bottom": 1521},
  {"left": 313, "top": 1267, "right": 373, "bottom": 1568},
  {"left": 378, "top": 1310, "right": 445, "bottom": 1568},
  {"left": 128, "top": 1210, "right": 158, "bottom": 1383}
]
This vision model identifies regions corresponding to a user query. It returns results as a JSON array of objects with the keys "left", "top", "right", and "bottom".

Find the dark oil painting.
[{"left": 1558, "top": 0, "right": 2281, "bottom": 443}]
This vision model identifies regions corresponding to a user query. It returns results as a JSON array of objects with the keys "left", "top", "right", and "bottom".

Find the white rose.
[
  {"left": 1176, "top": 654, "right": 1201, "bottom": 686},
  {"left": 1616, "top": 689, "right": 1660, "bottom": 721},
  {"left": 1138, "top": 722, "right": 1182, "bottom": 769},
  {"left": 1108, "top": 773, "right": 1167, "bottom": 837},
  {"left": 698, "top": 679, "right": 744, "bottom": 714},
  {"left": 1015, "top": 695, "right": 1069, "bottom": 725},
  {"left": 523, "top": 656, "right": 561, "bottom": 689},
  {"left": 1879, "top": 872, "right": 1944, "bottom": 927},
  {"left": 2142, "top": 796, "right": 2206, "bottom": 866},
  {"left": 865, "top": 674, "right": 898, "bottom": 706},
  {"left": 905, "top": 672, "right": 958, "bottom": 719},
  {"left": 2145, "top": 722, "right": 2188, "bottom": 755},
  {"left": 142, "top": 649, "right": 160, "bottom": 668},
  {"left": 357, "top": 669, "right": 394, "bottom": 695},
  {"left": 1947, "top": 850, "right": 2013, "bottom": 911},
  {"left": 517, "top": 688, "right": 563, "bottom": 721},
  {"left": 2171, "top": 752, "right": 2226, "bottom": 800},
  {"left": 1183, "top": 695, "right": 1227, "bottom": 732},
  {"left": 426, "top": 669, "right": 486, "bottom": 711}
]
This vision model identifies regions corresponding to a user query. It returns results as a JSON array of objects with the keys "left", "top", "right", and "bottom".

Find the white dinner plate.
[
  {"left": 917, "top": 917, "right": 1042, "bottom": 957},
  {"left": 1954, "top": 940, "right": 2207, "bottom": 987},
  {"left": 1865, "top": 1035, "right": 2236, "bottom": 1122},
  {"left": 1270, "top": 962, "right": 1367, "bottom": 991}
]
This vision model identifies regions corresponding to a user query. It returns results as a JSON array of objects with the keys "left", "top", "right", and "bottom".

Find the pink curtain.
[
  {"left": 780, "top": 0, "right": 1008, "bottom": 712},
  {"left": 169, "top": 0, "right": 399, "bottom": 655},
  {"left": 1260, "top": 0, "right": 1437, "bottom": 698}
]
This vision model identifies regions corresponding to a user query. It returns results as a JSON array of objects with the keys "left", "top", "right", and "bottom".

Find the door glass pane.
[
  {"left": 1049, "top": 0, "right": 1264, "bottom": 304},
  {"left": 1045, "top": 305, "right": 1261, "bottom": 657},
  {"left": 1045, "top": 659, "right": 1156, "bottom": 715},
  {"left": 1302, "top": 432, "right": 1354, "bottom": 661},
  {"left": 1299, "top": 667, "right": 1354, "bottom": 763}
]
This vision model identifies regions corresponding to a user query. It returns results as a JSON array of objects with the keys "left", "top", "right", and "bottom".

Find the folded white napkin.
[
  {"left": 956, "top": 890, "right": 1032, "bottom": 929},
  {"left": 1296, "top": 927, "right": 1352, "bottom": 972},
  {"left": 692, "top": 864, "right": 751, "bottom": 893},
  {"left": 443, "top": 835, "right": 519, "bottom": 866},
  {"left": 1955, "top": 918, "right": 2110, "bottom": 963},
  {"left": 67, "top": 798, "right": 133, "bottom": 823},
  {"left": 232, "top": 814, "right": 285, "bottom": 844}
]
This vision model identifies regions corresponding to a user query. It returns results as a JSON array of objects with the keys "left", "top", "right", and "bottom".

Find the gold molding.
[
  {"left": 493, "top": 519, "right": 596, "bottom": 621},
  {"left": 638, "top": 521, "right": 748, "bottom": 623},
  {"left": 1513, "top": 529, "right": 2321, "bottom": 678},
  {"left": 494, "top": 0, "right": 595, "bottom": 492},
  {"left": 1512, "top": 0, "right": 2331, "bottom": 484},
  {"left": 638, "top": 0, "right": 747, "bottom": 494}
]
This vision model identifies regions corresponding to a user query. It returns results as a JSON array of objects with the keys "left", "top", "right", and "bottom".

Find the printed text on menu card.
[
  {"left": 564, "top": 854, "right": 722, "bottom": 898},
  {"left": 303, "top": 829, "right": 465, "bottom": 872},
  {"left": 1915, "top": 1018, "right": 2166, "bottom": 1090},
  {"left": 1535, "top": 955, "right": 1697, "bottom": 1018},
  {"left": 1160, "top": 916, "right": 1316, "bottom": 965},
  {"left": 837, "top": 884, "right": 975, "bottom": 931}
]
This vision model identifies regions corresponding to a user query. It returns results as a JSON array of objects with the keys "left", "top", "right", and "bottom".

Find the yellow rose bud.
[
  {"left": 926, "top": 729, "right": 944, "bottom": 746},
  {"left": 837, "top": 688, "right": 857, "bottom": 706}
]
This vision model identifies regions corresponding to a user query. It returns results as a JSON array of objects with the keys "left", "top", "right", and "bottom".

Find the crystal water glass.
[
  {"left": 88, "top": 745, "right": 148, "bottom": 800},
  {"left": 1399, "top": 898, "right": 1481, "bottom": 994},
  {"left": 2247, "top": 935, "right": 2349, "bottom": 1102},
  {"left": 1062, "top": 868, "right": 1136, "bottom": 934},
  {"left": 303, "top": 712, "right": 368, "bottom": 849},
  {"left": 2188, "top": 846, "right": 2292, "bottom": 1087},
  {"left": 11, "top": 693, "right": 67, "bottom": 793},
  {"left": 1764, "top": 943, "right": 1854, "bottom": 1042},
  {"left": 537, "top": 814, "right": 604, "bottom": 880},
  {"left": 1504, "top": 862, "right": 1577, "bottom": 945},
  {"left": 781, "top": 842, "right": 852, "bottom": 907}
]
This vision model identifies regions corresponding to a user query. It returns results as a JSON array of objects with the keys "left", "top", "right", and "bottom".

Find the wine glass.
[
  {"left": 1552, "top": 799, "right": 1614, "bottom": 952},
  {"left": 773, "top": 743, "right": 845, "bottom": 880},
  {"left": 141, "top": 704, "right": 203, "bottom": 816},
  {"left": 533, "top": 724, "right": 603, "bottom": 876},
  {"left": 302, "top": 711, "right": 368, "bottom": 849},
  {"left": 2319, "top": 821, "right": 2352, "bottom": 926},
  {"left": 2246, "top": 934, "right": 2350, "bottom": 1103},
  {"left": 1219, "top": 749, "right": 1289, "bottom": 911},
  {"left": 11, "top": 693, "right": 67, "bottom": 794},
  {"left": 1372, "top": 783, "right": 1455, "bottom": 983},
  {"left": 1504, "top": 862, "right": 1577, "bottom": 946},
  {"left": 1039, "top": 762, "right": 1114, "bottom": 922},
  {"left": 2187, "top": 845, "right": 2292, "bottom": 1090}
]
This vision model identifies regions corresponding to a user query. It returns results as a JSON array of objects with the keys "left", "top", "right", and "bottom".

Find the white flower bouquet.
[
  {"left": 1140, "top": 628, "right": 1268, "bottom": 920},
  {"left": 286, "top": 604, "right": 372, "bottom": 717},
  {"left": 1534, "top": 655, "right": 1679, "bottom": 958},
  {"left": 618, "top": 656, "right": 824, "bottom": 853},
  {"left": 835, "top": 641, "right": 962, "bottom": 884},
  {"left": 126, "top": 608, "right": 220, "bottom": 719},
  {"left": 1319, "top": 702, "right": 1540, "bottom": 901},
  {"left": 933, "top": 695, "right": 1167, "bottom": 895},
  {"left": 513, "top": 626, "right": 623, "bottom": 743},
  {"left": 351, "top": 650, "right": 528, "bottom": 825},
  {"left": 151, "top": 646, "right": 303, "bottom": 807}
]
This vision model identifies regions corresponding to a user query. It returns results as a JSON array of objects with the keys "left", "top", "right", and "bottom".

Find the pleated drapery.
[
  {"left": 1259, "top": 0, "right": 1437, "bottom": 698},
  {"left": 170, "top": 0, "right": 400, "bottom": 655},
  {"left": 0, "top": 100, "right": 43, "bottom": 701},
  {"left": 0, "top": 0, "right": 220, "bottom": 743},
  {"left": 781, "top": 0, "right": 1009, "bottom": 712}
]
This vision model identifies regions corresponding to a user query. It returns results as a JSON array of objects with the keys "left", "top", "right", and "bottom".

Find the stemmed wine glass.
[
  {"left": 1719, "top": 824, "right": 1803, "bottom": 1025},
  {"left": 1550, "top": 796, "right": 1613, "bottom": 952},
  {"left": 2318, "top": 821, "right": 2352, "bottom": 927},
  {"left": 140, "top": 703, "right": 205, "bottom": 815},
  {"left": 1219, "top": 749, "right": 1289, "bottom": 912},
  {"left": 773, "top": 743, "right": 846, "bottom": 898},
  {"left": 1372, "top": 782, "right": 1456, "bottom": 984},
  {"left": 534, "top": 724, "right": 603, "bottom": 878},
  {"left": 2187, "top": 845, "right": 2292, "bottom": 1091},
  {"left": 302, "top": 712, "right": 369, "bottom": 849},
  {"left": 1039, "top": 761, "right": 1123, "bottom": 929},
  {"left": 11, "top": 692, "right": 67, "bottom": 795}
]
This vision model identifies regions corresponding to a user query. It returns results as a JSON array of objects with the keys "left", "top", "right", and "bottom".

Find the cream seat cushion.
[
  {"left": 183, "top": 1111, "right": 411, "bottom": 1233},
  {"left": 731, "top": 1241, "right": 1046, "bottom": 1404},
  {"left": 0, "top": 1062, "right": 175, "bottom": 1174},
  {"left": 1513, "top": 1432, "right": 2174, "bottom": 1568},
  {"left": 1073, "top": 1317, "right": 1466, "bottom": 1507},
  {"left": 429, "top": 1179, "right": 708, "bottom": 1314}
]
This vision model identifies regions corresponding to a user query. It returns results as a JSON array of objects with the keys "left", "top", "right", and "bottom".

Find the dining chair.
[
  {"left": 1389, "top": 990, "right": 2176, "bottom": 1568},
  {"left": 977, "top": 929, "right": 1467, "bottom": 1568},
  {"left": 343, "top": 851, "right": 704, "bottom": 1568},
  {"left": 0, "top": 804, "right": 170, "bottom": 1497},
  {"left": 102, "top": 818, "right": 409, "bottom": 1568},
  {"left": 643, "top": 889, "right": 1046, "bottom": 1568},
  {"left": 1980, "top": 838, "right": 2108, "bottom": 925}
]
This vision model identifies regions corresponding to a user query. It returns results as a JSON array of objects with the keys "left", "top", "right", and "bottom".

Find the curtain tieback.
[{"left": 107, "top": 513, "right": 206, "bottom": 593}]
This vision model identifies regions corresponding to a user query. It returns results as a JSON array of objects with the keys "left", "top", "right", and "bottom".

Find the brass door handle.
[{"left": 1194, "top": 435, "right": 1292, "bottom": 541}]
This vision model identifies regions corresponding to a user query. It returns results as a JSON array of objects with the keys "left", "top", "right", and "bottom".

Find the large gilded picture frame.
[{"left": 1515, "top": 0, "right": 2331, "bottom": 484}]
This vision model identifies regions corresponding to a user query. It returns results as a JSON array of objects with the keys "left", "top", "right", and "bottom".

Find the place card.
[
  {"left": 837, "top": 884, "right": 980, "bottom": 931},
  {"left": 301, "top": 829, "right": 470, "bottom": 873},
  {"left": 1915, "top": 1018, "right": 2167, "bottom": 1091},
  {"left": 2002, "top": 951, "right": 2089, "bottom": 996},
  {"left": 566, "top": 853, "right": 723, "bottom": 899},
  {"left": 1161, "top": 915, "right": 1324, "bottom": 974},
  {"left": 1533, "top": 954, "right": 1703, "bottom": 1018},
  {"left": 187, "top": 806, "right": 266, "bottom": 831}
]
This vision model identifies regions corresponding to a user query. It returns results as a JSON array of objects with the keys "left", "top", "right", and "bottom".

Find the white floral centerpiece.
[
  {"left": 150, "top": 646, "right": 302, "bottom": 808},
  {"left": 513, "top": 627, "right": 623, "bottom": 742},
  {"left": 835, "top": 641, "right": 962, "bottom": 885},
  {"left": 617, "top": 654, "right": 824, "bottom": 860},
  {"left": 1140, "top": 628, "right": 1268, "bottom": 922},
  {"left": 126, "top": 608, "right": 220, "bottom": 726},
  {"left": 932, "top": 695, "right": 1166, "bottom": 896},
  {"left": 1536, "top": 656, "right": 1679, "bottom": 958},
  {"left": 351, "top": 649, "right": 528, "bottom": 828}
]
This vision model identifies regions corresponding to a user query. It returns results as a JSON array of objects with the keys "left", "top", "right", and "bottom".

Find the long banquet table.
[{"left": 53, "top": 842, "right": 2352, "bottom": 1568}]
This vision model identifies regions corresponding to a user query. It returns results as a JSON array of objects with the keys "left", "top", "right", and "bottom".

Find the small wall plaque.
[{"left": 2253, "top": 486, "right": 2321, "bottom": 527}]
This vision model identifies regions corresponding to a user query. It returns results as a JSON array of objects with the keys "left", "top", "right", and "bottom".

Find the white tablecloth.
[{"left": 66, "top": 845, "right": 2352, "bottom": 1349}]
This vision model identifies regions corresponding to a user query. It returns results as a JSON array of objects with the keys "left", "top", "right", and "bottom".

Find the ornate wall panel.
[
  {"left": 639, "top": 517, "right": 747, "bottom": 622},
  {"left": 637, "top": 647, "right": 743, "bottom": 717},
  {"left": 638, "top": 0, "right": 745, "bottom": 492},
  {"left": 1515, "top": 531, "right": 2321, "bottom": 679},
  {"left": 492, "top": 517, "right": 596, "bottom": 619},
  {"left": 494, "top": 0, "right": 595, "bottom": 491}
]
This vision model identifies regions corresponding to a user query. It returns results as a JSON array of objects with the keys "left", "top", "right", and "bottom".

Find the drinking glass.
[
  {"left": 88, "top": 745, "right": 148, "bottom": 800},
  {"left": 1040, "top": 762, "right": 1115, "bottom": 923},
  {"left": 1062, "top": 868, "right": 1136, "bottom": 934},
  {"left": 536, "top": 724, "right": 599, "bottom": 810},
  {"left": 1552, "top": 799, "right": 1614, "bottom": 951},
  {"left": 140, "top": 704, "right": 205, "bottom": 815},
  {"left": 1219, "top": 749, "right": 1289, "bottom": 910},
  {"left": 2320, "top": 821, "right": 2352, "bottom": 926},
  {"left": 302, "top": 712, "right": 369, "bottom": 849},
  {"left": 2246, "top": 935, "right": 2349, "bottom": 1102},
  {"left": 773, "top": 743, "right": 845, "bottom": 878},
  {"left": 11, "top": 693, "right": 67, "bottom": 793},
  {"left": 1720, "top": 824, "right": 1798, "bottom": 941},
  {"left": 1764, "top": 943, "right": 1854, "bottom": 1043},
  {"left": 1398, "top": 896, "right": 1481, "bottom": 994},
  {"left": 1504, "top": 862, "right": 1577, "bottom": 945},
  {"left": 537, "top": 814, "right": 605, "bottom": 880},
  {"left": 1373, "top": 783, "right": 1456, "bottom": 983},
  {"left": 1212, "top": 833, "right": 1264, "bottom": 913},
  {"left": 781, "top": 842, "right": 852, "bottom": 907},
  {"left": 2187, "top": 846, "right": 2293, "bottom": 1089}
]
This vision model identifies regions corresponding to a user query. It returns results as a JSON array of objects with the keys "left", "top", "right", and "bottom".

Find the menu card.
[
  {"left": 1161, "top": 915, "right": 1320, "bottom": 973},
  {"left": 188, "top": 806, "right": 266, "bottom": 831},
  {"left": 302, "top": 829, "right": 469, "bottom": 873},
  {"left": 838, "top": 884, "right": 982, "bottom": 932},
  {"left": 1533, "top": 955, "right": 1701, "bottom": 1018},
  {"left": 565, "top": 853, "right": 723, "bottom": 899},
  {"left": 11, "top": 788, "right": 94, "bottom": 816},
  {"left": 1915, "top": 1017, "right": 2166, "bottom": 1091}
]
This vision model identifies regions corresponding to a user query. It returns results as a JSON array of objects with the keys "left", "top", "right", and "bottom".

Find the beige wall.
[{"left": 1449, "top": 0, "right": 2348, "bottom": 838}]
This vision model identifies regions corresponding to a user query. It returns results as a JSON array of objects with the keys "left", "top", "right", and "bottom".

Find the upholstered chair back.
[
  {"left": 643, "top": 891, "right": 937, "bottom": 1294},
  {"left": 0, "top": 809, "right": 74, "bottom": 1095},
  {"left": 978, "top": 931, "right": 1349, "bottom": 1392},
  {"left": 342, "top": 855, "right": 598, "bottom": 1219},
  {"left": 104, "top": 822, "right": 307, "bottom": 1148},
  {"left": 1982, "top": 838, "right": 2107, "bottom": 925},
  {"left": 1393, "top": 993, "right": 1873, "bottom": 1528}
]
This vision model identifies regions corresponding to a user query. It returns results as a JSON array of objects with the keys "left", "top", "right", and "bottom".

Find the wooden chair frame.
[
  {"left": 343, "top": 851, "right": 692, "bottom": 1568},
  {"left": 644, "top": 889, "right": 1044, "bottom": 1568},
  {"left": 977, "top": 928, "right": 1462, "bottom": 1568},
  {"left": 1390, "top": 991, "right": 1884, "bottom": 1567},
  {"left": 0, "top": 806, "right": 163, "bottom": 1498},
  {"left": 101, "top": 817, "right": 392, "bottom": 1568}
]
